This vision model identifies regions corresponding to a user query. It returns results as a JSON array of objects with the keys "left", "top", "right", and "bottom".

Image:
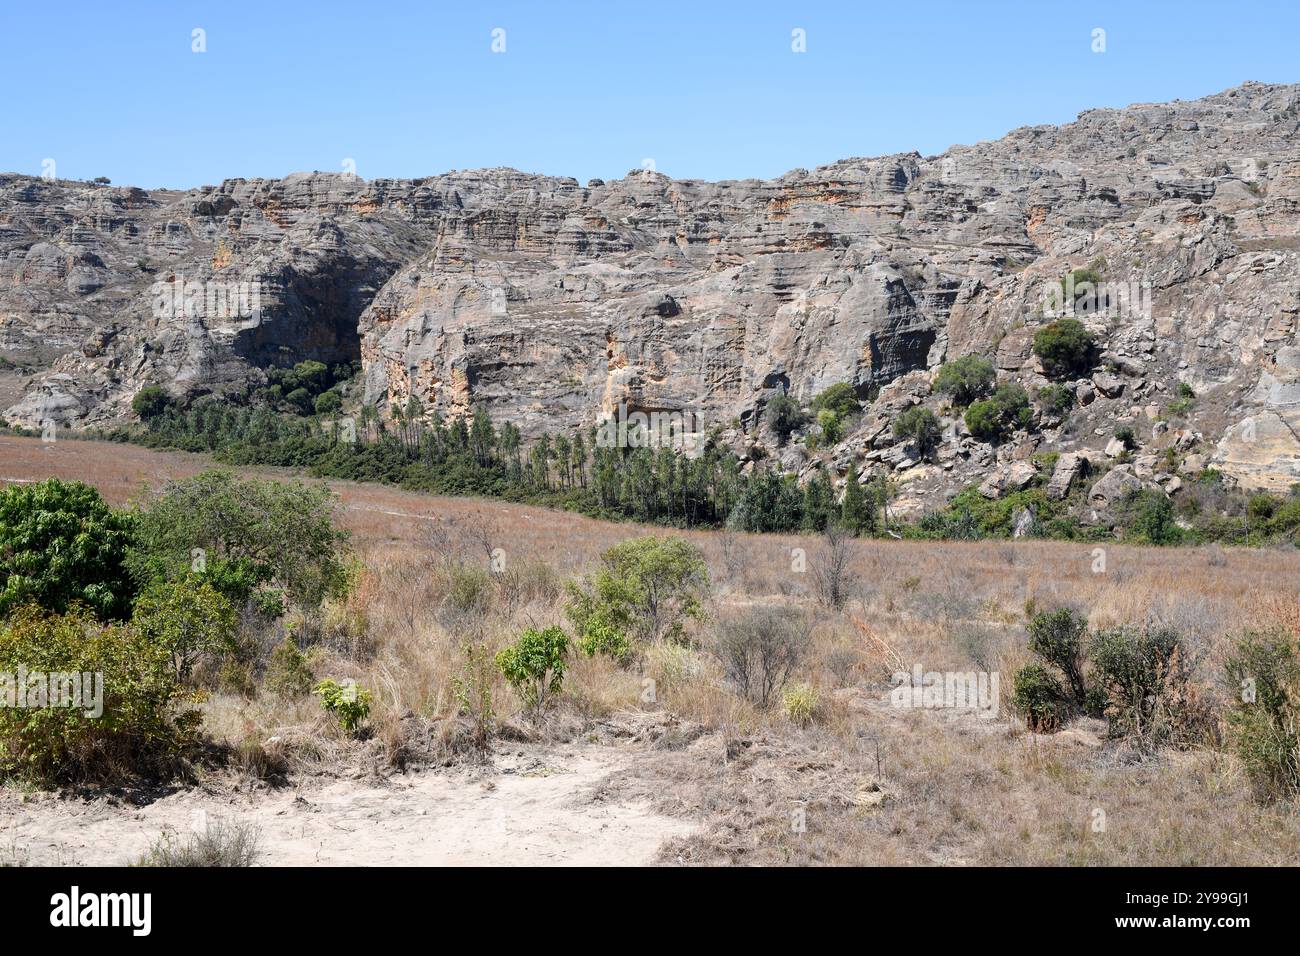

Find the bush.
[
  {"left": 495, "top": 626, "right": 568, "bottom": 720},
  {"left": 934, "top": 355, "right": 995, "bottom": 407},
  {"left": 965, "top": 382, "right": 1032, "bottom": 442},
  {"left": 713, "top": 606, "right": 811, "bottom": 707},
  {"left": 1012, "top": 663, "right": 1067, "bottom": 732},
  {"left": 810, "top": 383, "right": 861, "bottom": 420},
  {"left": 138, "top": 820, "right": 261, "bottom": 867},
  {"left": 0, "top": 478, "right": 136, "bottom": 621},
  {"left": 1122, "top": 490, "right": 1182, "bottom": 545},
  {"left": 264, "top": 635, "right": 314, "bottom": 699},
  {"left": 129, "top": 471, "right": 350, "bottom": 610},
  {"left": 1033, "top": 318, "right": 1097, "bottom": 379},
  {"left": 1037, "top": 383, "right": 1074, "bottom": 418},
  {"left": 566, "top": 537, "right": 707, "bottom": 645},
  {"left": 1224, "top": 630, "right": 1300, "bottom": 802},
  {"left": 765, "top": 393, "right": 807, "bottom": 444},
  {"left": 131, "top": 385, "right": 172, "bottom": 420},
  {"left": 1027, "top": 608, "right": 1091, "bottom": 712},
  {"left": 0, "top": 606, "right": 200, "bottom": 784},
  {"left": 131, "top": 578, "right": 237, "bottom": 683},
  {"left": 451, "top": 642, "right": 496, "bottom": 758},
  {"left": 781, "top": 683, "right": 821, "bottom": 727},
  {"left": 1114, "top": 425, "right": 1137, "bottom": 450},
  {"left": 312, "top": 679, "right": 372, "bottom": 734},
  {"left": 576, "top": 618, "right": 632, "bottom": 664},
  {"left": 1089, "top": 625, "right": 1200, "bottom": 745},
  {"left": 894, "top": 406, "right": 941, "bottom": 458}
]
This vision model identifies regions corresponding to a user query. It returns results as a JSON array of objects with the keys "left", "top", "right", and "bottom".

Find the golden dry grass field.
[{"left": 1, "top": 433, "right": 1298, "bottom": 865}]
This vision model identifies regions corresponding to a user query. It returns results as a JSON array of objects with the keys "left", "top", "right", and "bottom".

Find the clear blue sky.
[{"left": 2, "top": 0, "right": 1297, "bottom": 189}]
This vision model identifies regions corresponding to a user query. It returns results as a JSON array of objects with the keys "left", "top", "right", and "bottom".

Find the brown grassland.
[{"left": 1, "top": 433, "right": 1298, "bottom": 865}]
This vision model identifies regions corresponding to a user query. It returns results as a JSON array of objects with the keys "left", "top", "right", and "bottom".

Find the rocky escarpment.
[{"left": 3, "top": 81, "right": 1300, "bottom": 503}]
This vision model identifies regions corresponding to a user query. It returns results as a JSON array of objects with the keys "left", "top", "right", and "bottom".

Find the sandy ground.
[{"left": 0, "top": 744, "right": 694, "bottom": 866}]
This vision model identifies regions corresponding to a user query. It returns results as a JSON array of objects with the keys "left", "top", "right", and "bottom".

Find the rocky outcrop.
[{"left": 3, "top": 81, "right": 1300, "bottom": 499}]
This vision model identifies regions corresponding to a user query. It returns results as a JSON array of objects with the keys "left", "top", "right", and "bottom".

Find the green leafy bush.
[
  {"left": 934, "top": 355, "right": 995, "bottom": 407},
  {"left": 0, "top": 606, "right": 200, "bottom": 784},
  {"left": 264, "top": 635, "right": 314, "bottom": 699},
  {"left": 1027, "top": 607, "right": 1092, "bottom": 712},
  {"left": 0, "top": 479, "right": 136, "bottom": 621},
  {"left": 566, "top": 537, "right": 707, "bottom": 645},
  {"left": 131, "top": 385, "right": 173, "bottom": 420},
  {"left": 1037, "top": 383, "right": 1074, "bottom": 418},
  {"left": 1011, "top": 663, "right": 1067, "bottom": 732},
  {"left": 495, "top": 626, "right": 569, "bottom": 719},
  {"left": 765, "top": 393, "right": 807, "bottom": 444},
  {"left": 1224, "top": 629, "right": 1300, "bottom": 802},
  {"left": 1089, "top": 625, "right": 1202, "bottom": 745},
  {"left": 312, "top": 679, "right": 372, "bottom": 734},
  {"left": 131, "top": 577, "right": 237, "bottom": 682},
  {"left": 1032, "top": 318, "right": 1097, "bottom": 379},
  {"left": 810, "top": 383, "right": 860, "bottom": 419},
  {"left": 894, "top": 406, "right": 941, "bottom": 457},
  {"left": 129, "top": 471, "right": 350, "bottom": 610}
]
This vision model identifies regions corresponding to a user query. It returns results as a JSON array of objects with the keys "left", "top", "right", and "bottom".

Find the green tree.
[
  {"left": 128, "top": 471, "right": 349, "bottom": 610},
  {"left": 765, "top": 393, "right": 807, "bottom": 444},
  {"left": 894, "top": 406, "right": 941, "bottom": 458},
  {"left": 934, "top": 355, "right": 995, "bottom": 407},
  {"left": 840, "top": 463, "right": 877, "bottom": 534},
  {"left": 131, "top": 577, "right": 238, "bottom": 682},
  {"left": 131, "top": 385, "right": 172, "bottom": 420},
  {"left": 496, "top": 626, "right": 569, "bottom": 719},
  {"left": 810, "top": 383, "right": 861, "bottom": 420},
  {"left": 0, "top": 478, "right": 136, "bottom": 621},
  {"left": 566, "top": 537, "right": 708, "bottom": 645},
  {"left": 1033, "top": 318, "right": 1097, "bottom": 379}
]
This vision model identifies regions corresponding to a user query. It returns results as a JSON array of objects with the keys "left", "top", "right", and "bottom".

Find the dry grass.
[{"left": 4, "top": 434, "right": 1300, "bottom": 864}]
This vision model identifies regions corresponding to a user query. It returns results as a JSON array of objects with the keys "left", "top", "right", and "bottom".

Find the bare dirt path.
[{"left": 0, "top": 744, "right": 694, "bottom": 866}]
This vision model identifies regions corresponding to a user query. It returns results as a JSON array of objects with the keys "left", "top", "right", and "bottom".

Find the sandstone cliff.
[{"left": 3, "top": 81, "right": 1299, "bottom": 500}]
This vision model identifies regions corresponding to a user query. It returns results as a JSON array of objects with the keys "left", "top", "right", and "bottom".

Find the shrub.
[
  {"left": 1037, "top": 383, "right": 1074, "bottom": 418},
  {"left": 713, "top": 606, "right": 811, "bottom": 707},
  {"left": 451, "top": 642, "right": 496, "bottom": 758},
  {"left": 131, "top": 385, "right": 172, "bottom": 420},
  {"left": 138, "top": 820, "right": 261, "bottom": 867},
  {"left": 967, "top": 382, "right": 1033, "bottom": 442},
  {"left": 1027, "top": 608, "right": 1091, "bottom": 712},
  {"left": 894, "top": 406, "right": 941, "bottom": 457},
  {"left": 765, "top": 393, "right": 807, "bottom": 444},
  {"left": 312, "top": 679, "right": 372, "bottom": 734},
  {"left": 566, "top": 537, "right": 708, "bottom": 645},
  {"left": 131, "top": 578, "right": 237, "bottom": 682},
  {"left": 1114, "top": 425, "right": 1137, "bottom": 450},
  {"left": 576, "top": 618, "right": 632, "bottom": 664},
  {"left": 815, "top": 408, "right": 845, "bottom": 445},
  {"left": 263, "top": 635, "right": 314, "bottom": 699},
  {"left": 495, "top": 626, "right": 568, "bottom": 720},
  {"left": 1224, "top": 629, "right": 1300, "bottom": 802},
  {"left": 1012, "top": 663, "right": 1067, "bottom": 733},
  {"left": 934, "top": 355, "right": 996, "bottom": 407},
  {"left": 1089, "top": 625, "right": 1201, "bottom": 745},
  {"left": 0, "top": 478, "right": 136, "bottom": 621},
  {"left": 0, "top": 606, "right": 200, "bottom": 784},
  {"left": 313, "top": 391, "right": 342, "bottom": 415},
  {"left": 129, "top": 471, "right": 350, "bottom": 610},
  {"left": 1033, "top": 318, "right": 1097, "bottom": 379},
  {"left": 1123, "top": 490, "right": 1182, "bottom": 545},
  {"left": 810, "top": 383, "right": 861, "bottom": 420},
  {"left": 840, "top": 463, "right": 878, "bottom": 534},
  {"left": 781, "top": 683, "right": 821, "bottom": 727}
]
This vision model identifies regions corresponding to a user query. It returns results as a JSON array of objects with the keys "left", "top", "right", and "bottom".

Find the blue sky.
[{"left": 2, "top": 0, "right": 1297, "bottom": 189}]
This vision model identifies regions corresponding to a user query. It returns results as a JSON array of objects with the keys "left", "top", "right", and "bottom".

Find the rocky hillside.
[{"left": 3, "top": 81, "right": 1299, "bottom": 512}]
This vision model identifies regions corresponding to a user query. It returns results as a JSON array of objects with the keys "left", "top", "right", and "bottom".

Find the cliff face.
[{"left": 3, "top": 81, "right": 1300, "bottom": 498}]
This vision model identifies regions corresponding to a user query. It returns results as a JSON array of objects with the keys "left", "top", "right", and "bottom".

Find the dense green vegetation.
[{"left": 0, "top": 473, "right": 353, "bottom": 785}]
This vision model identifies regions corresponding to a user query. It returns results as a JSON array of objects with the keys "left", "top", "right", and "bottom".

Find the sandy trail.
[{"left": 0, "top": 745, "right": 693, "bottom": 866}]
